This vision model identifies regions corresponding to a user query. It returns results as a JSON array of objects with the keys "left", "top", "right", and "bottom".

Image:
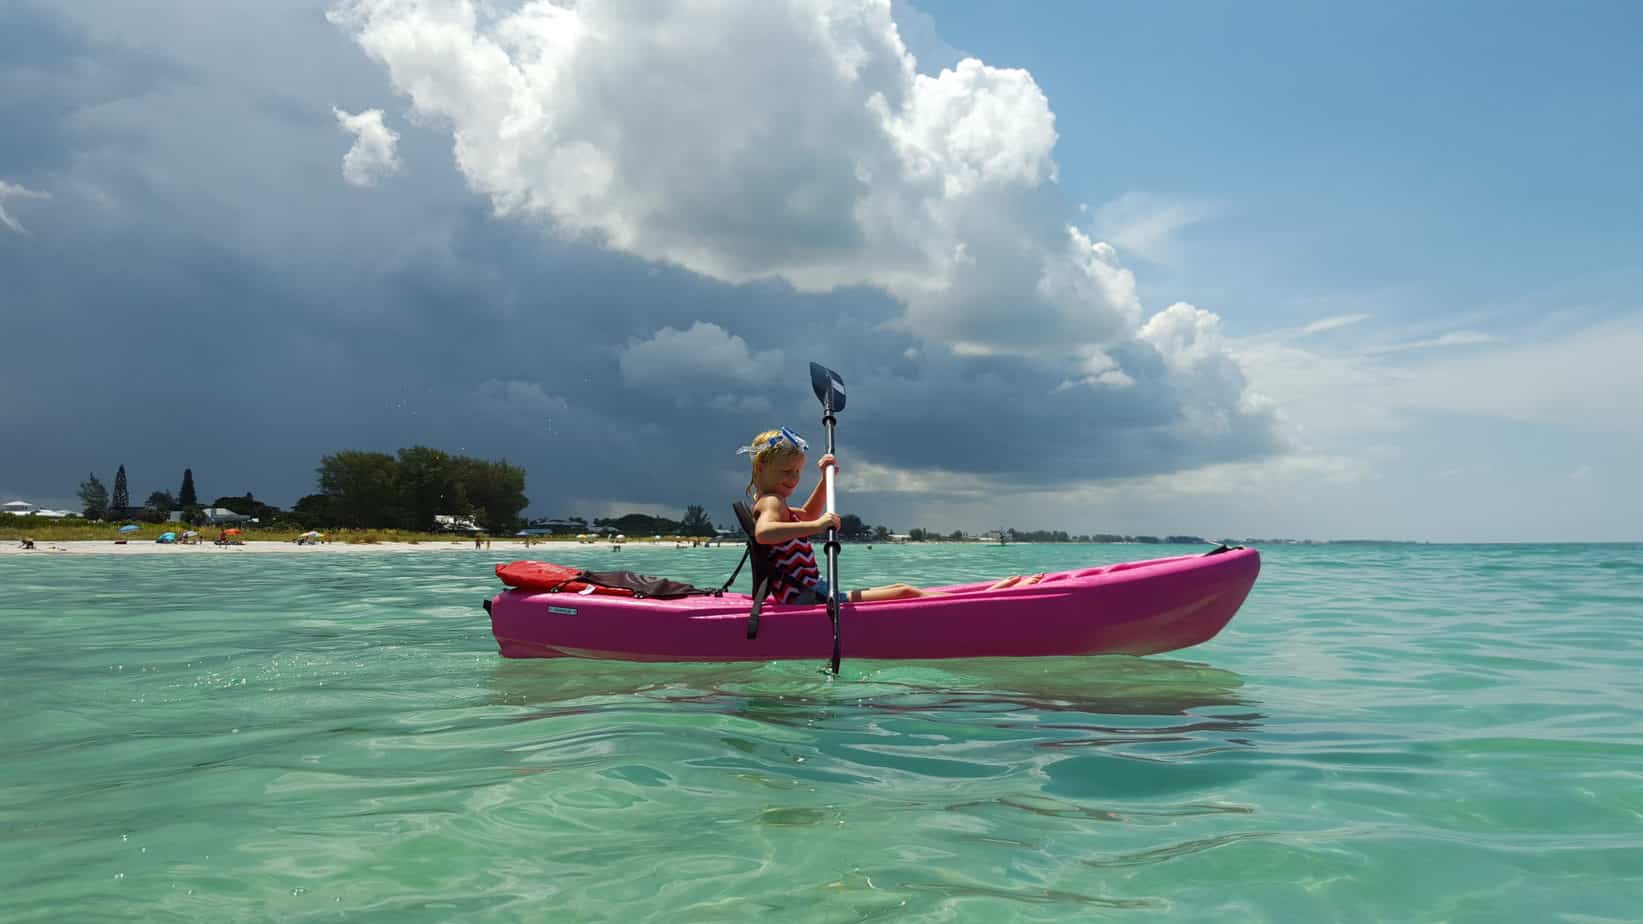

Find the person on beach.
[{"left": 741, "top": 427, "right": 1040, "bottom": 604}]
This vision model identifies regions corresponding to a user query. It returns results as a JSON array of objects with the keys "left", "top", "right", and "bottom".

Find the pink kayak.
[{"left": 486, "top": 547, "right": 1259, "bottom": 662}]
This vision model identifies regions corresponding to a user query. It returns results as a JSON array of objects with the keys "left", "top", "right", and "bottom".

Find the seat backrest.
[
  {"left": 730, "top": 502, "right": 778, "bottom": 639},
  {"left": 731, "top": 502, "right": 774, "bottom": 589}
]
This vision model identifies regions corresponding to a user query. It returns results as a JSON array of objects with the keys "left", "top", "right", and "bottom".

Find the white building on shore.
[
  {"left": 434, "top": 514, "right": 483, "bottom": 532},
  {"left": 200, "top": 506, "right": 253, "bottom": 525},
  {"left": 3, "top": 499, "right": 77, "bottom": 518}
]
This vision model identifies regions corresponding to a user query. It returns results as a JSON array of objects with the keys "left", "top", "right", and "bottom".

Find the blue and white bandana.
[{"left": 736, "top": 426, "right": 808, "bottom": 456}]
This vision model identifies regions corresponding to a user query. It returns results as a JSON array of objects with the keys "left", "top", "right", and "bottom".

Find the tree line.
[
  {"left": 585, "top": 510, "right": 894, "bottom": 541},
  {"left": 72, "top": 448, "right": 529, "bottom": 532},
  {"left": 295, "top": 448, "right": 527, "bottom": 531},
  {"left": 67, "top": 456, "right": 1208, "bottom": 541},
  {"left": 77, "top": 465, "right": 201, "bottom": 521}
]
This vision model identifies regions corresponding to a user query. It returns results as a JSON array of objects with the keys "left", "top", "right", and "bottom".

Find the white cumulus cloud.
[
  {"left": 1140, "top": 302, "right": 1228, "bottom": 372},
  {"left": 333, "top": 107, "right": 402, "bottom": 186},
  {"left": 327, "top": 0, "right": 1144, "bottom": 359},
  {"left": 621, "top": 320, "right": 788, "bottom": 396},
  {"left": 473, "top": 378, "right": 570, "bottom": 419},
  {"left": 330, "top": 0, "right": 1282, "bottom": 479}
]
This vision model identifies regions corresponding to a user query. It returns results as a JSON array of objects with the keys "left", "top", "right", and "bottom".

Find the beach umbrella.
[
  {"left": 117, "top": 524, "right": 140, "bottom": 533},
  {"left": 182, "top": 530, "right": 198, "bottom": 537},
  {"left": 301, "top": 530, "right": 322, "bottom": 538},
  {"left": 224, "top": 528, "right": 242, "bottom": 536}
]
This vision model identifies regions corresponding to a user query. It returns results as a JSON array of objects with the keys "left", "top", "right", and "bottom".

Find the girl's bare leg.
[
  {"left": 848, "top": 574, "right": 1047, "bottom": 602},
  {"left": 852, "top": 583, "right": 930, "bottom": 602},
  {"left": 984, "top": 573, "right": 1046, "bottom": 591}
]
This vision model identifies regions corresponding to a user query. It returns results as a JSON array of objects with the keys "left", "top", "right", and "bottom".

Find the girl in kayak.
[{"left": 741, "top": 427, "right": 1040, "bottom": 603}]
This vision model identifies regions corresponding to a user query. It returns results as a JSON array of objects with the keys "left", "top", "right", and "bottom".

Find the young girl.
[{"left": 741, "top": 427, "right": 1040, "bottom": 604}]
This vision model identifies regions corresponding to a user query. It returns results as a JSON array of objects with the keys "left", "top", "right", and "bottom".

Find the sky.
[{"left": 2, "top": 0, "right": 1640, "bottom": 542}]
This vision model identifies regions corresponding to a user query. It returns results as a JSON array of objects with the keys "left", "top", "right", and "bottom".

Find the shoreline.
[{"left": 0, "top": 539, "right": 736, "bottom": 557}]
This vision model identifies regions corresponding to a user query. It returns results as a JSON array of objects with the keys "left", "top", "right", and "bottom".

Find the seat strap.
[{"left": 719, "top": 546, "right": 750, "bottom": 594}]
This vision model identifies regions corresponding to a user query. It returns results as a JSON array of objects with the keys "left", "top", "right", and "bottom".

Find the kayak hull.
[{"left": 488, "top": 548, "right": 1259, "bottom": 662}]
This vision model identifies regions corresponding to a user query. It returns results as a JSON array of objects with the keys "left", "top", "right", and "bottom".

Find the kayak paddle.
[{"left": 809, "top": 361, "right": 846, "bottom": 674}]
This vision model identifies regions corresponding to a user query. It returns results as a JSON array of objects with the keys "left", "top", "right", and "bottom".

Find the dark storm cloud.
[
  {"left": 1, "top": 0, "right": 1284, "bottom": 528},
  {"left": 0, "top": 4, "right": 184, "bottom": 176}
]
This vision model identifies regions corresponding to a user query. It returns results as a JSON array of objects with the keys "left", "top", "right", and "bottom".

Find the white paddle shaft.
[{"left": 823, "top": 463, "right": 836, "bottom": 514}]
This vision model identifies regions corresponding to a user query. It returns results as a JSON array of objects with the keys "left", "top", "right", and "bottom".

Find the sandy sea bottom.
[{"left": 3, "top": 542, "right": 1642, "bottom": 922}]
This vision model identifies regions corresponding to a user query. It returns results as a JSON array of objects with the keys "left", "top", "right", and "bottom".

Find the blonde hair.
[{"left": 743, "top": 428, "right": 806, "bottom": 498}]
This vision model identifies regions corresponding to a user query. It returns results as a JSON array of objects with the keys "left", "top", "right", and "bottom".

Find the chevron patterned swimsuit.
[{"left": 765, "top": 505, "right": 825, "bottom": 604}]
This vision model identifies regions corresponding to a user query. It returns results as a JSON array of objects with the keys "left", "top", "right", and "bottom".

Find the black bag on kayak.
[{"left": 578, "top": 569, "right": 717, "bottom": 599}]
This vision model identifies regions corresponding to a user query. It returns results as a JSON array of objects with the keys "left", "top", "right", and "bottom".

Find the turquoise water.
[{"left": 3, "top": 542, "right": 1642, "bottom": 922}]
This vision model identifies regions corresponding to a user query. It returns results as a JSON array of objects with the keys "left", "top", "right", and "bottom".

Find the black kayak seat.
[
  {"left": 730, "top": 502, "right": 833, "bottom": 639},
  {"left": 731, "top": 502, "right": 774, "bottom": 639}
]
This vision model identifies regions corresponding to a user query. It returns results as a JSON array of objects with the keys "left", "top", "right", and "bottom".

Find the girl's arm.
[
  {"left": 753, "top": 496, "right": 836, "bottom": 545},
  {"left": 797, "top": 453, "right": 836, "bottom": 521}
]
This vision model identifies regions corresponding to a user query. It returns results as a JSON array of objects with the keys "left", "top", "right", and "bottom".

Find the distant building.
[
  {"left": 433, "top": 514, "right": 483, "bottom": 532},
  {"left": 2, "top": 500, "right": 76, "bottom": 518},
  {"left": 201, "top": 507, "right": 253, "bottom": 525},
  {"left": 524, "top": 518, "right": 586, "bottom": 535}
]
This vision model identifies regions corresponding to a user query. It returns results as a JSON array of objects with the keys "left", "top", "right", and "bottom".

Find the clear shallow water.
[{"left": 3, "top": 542, "right": 1641, "bottom": 922}]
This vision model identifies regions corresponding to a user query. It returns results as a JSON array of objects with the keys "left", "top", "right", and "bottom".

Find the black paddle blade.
[{"left": 809, "top": 362, "right": 846, "bottom": 413}]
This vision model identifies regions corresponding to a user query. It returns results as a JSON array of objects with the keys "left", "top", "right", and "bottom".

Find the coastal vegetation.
[
  {"left": 0, "top": 519, "right": 504, "bottom": 544},
  {"left": 303, "top": 448, "right": 527, "bottom": 531},
  {"left": 62, "top": 447, "right": 530, "bottom": 532},
  {"left": 26, "top": 452, "right": 1233, "bottom": 545}
]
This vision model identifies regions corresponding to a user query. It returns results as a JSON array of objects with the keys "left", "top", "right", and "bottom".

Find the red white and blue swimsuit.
[{"left": 765, "top": 506, "right": 826, "bottom": 604}]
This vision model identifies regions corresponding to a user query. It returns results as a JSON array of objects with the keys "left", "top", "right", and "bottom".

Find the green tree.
[
  {"left": 78, "top": 473, "right": 109, "bottom": 519},
  {"left": 112, "top": 465, "right": 129, "bottom": 511},
  {"left": 451, "top": 455, "right": 528, "bottom": 531},
  {"left": 210, "top": 493, "right": 282, "bottom": 522},
  {"left": 179, "top": 469, "right": 198, "bottom": 507},
  {"left": 907, "top": 528, "right": 928, "bottom": 542},
  {"left": 317, "top": 451, "right": 402, "bottom": 528},
  {"left": 397, "top": 446, "right": 460, "bottom": 531},
  {"left": 596, "top": 512, "right": 682, "bottom": 536},
  {"left": 290, "top": 494, "right": 336, "bottom": 529},
  {"left": 146, "top": 490, "right": 176, "bottom": 512},
  {"left": 313, "top": 448, "right": 527, "bottom": 531},
  {"left": 678, "top": 505, "right": 715, "bottom": 536},
  {"left": 839, "top": 513, "right": 868, "bottom": 540},
  {"left": 872, "top": 525, "right": 892, "bottom": 543}
]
